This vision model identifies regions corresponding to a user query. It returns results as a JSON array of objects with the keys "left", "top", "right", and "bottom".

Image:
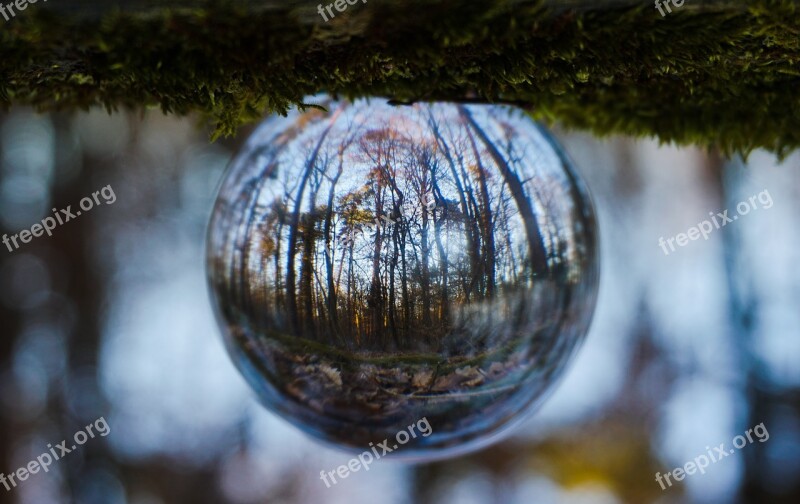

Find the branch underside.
[{"left": 1, "top": 0, "right": 798, "bottom": 155}]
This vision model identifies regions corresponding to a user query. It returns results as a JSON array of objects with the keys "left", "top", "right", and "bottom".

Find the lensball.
[{"left": 207, "top": 99, "right": 599, "bottom": 460}]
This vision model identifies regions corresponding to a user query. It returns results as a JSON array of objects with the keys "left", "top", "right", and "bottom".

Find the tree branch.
[{"left": 1, "top": 0, "right": 798, "bottom": 155}]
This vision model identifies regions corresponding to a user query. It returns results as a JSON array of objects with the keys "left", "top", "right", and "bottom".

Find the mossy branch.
[{"left": 1, "top": 0, "right": 799, "bottom": 155}]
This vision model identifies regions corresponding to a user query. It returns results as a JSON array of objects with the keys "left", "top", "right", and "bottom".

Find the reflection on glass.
[{"left": 207, "top": 99, "right": 599, "bottom": 459}]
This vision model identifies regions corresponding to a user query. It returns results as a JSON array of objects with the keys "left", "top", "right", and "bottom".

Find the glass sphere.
[{"left": 207, "top": 99, "right": 599, "bottom": 460}]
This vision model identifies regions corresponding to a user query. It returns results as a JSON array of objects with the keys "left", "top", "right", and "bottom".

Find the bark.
[
  {"left": 465, "top": 125, "right": 497, "bottom": 297},
  {"left": 323, "top": 157, "right": 345, "bottom": 345},
  {"left": 428, "top": 113, "right": 481, "bottom": 303},
  {"left": 9, "top": 0, "right": 796, "bottom": 154},
  {"left": 460, "top": 106, "right": 549, "bottom": 278},
  {"left": 285, "top": 109, "right": 341, "bottom": 333}
]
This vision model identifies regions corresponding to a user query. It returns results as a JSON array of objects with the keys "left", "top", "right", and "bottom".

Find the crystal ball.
[{"left": 207, "top": 99, "right": 599, "bottom": 460}]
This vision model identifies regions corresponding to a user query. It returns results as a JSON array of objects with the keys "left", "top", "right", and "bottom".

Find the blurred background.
[{"left": 0, "top": 106, "right": 798, "bottom": 504}]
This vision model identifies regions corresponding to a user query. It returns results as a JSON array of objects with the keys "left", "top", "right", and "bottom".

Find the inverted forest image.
[{"left": 207, "top": 101, "right": 597, "bottom": 455}]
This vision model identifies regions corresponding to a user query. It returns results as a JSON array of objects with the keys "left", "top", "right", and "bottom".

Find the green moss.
[{"left": 1, "top": 0, "right": 799, "bottom": 155}]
